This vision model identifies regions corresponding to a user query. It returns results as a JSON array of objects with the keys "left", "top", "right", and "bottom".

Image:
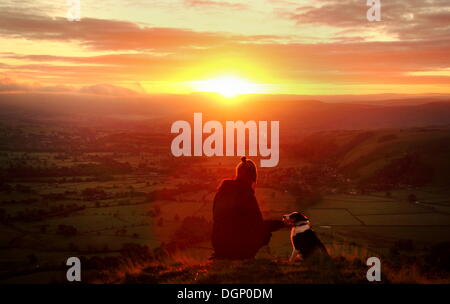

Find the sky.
[{"left": 0, "top": 0, "right": 449, "bottom": 96}]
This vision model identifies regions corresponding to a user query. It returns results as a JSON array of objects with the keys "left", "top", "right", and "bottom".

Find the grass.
[
  {"left": 90, "top": 239, "right": 450, "bottom": 284},
  {"left": 2, "top": 128, "right": 450, "bottom": 283},
  {"left": 99, "top": 256, "right": 368, "bottom": 284}
]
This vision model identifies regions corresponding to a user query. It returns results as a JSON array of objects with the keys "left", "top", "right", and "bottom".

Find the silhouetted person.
[{"left": 211, "top": 157, "right": 283, "bottom": 260}]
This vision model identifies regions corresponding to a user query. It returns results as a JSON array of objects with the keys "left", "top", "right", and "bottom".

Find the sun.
[{"left": 192, "top": 76, "right": 266, "bottom": 98}]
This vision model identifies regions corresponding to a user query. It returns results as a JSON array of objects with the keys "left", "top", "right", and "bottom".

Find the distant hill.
[
  {"left": 0, "top": 92, "right": 449, "bottom": 133},
  {"left": 293, "top": 128, "right": 450, "bottom": 188}
]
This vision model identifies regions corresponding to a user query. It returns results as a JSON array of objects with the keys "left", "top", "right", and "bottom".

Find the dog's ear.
[{"left": 293, "top": 212, "right": 308, "bottom": 222}]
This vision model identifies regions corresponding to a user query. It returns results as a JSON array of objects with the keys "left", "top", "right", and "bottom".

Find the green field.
[{"left": 1, "top": 126, "right": 450, "bottom": 283}]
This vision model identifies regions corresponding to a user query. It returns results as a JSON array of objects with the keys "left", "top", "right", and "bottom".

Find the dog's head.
[{"left": 282, "top": 212, "right": 309, "bottom": 226}]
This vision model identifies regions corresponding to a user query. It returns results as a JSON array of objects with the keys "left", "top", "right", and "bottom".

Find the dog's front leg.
[{"left": 289, "top": 249, "right": 299, "bottom": 262}]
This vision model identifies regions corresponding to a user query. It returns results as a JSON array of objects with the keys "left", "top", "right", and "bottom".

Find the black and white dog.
[{"left": 282, "top": 212, "right": 328, "bottom": 262}]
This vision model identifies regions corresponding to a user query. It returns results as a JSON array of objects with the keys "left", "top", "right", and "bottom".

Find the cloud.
[
  {"left": 0, "top": 77, "right": 75, "bottom": 93},
  {"left": 79, "top": 84, "right": 140, "bottom": 96},
  {"left": 2, "top": 37, "right": 450, "bottom": 90},
  {"left": 184, "top": 0, "right": 247, "bottom": 10},
  {"left": 0, "top": 3, "right": 448, "bottom": 92},
  {"left": 0, "top": 53, "right": 191, "bottom": 85},
  {"left": 283, "top": 0, "right": 367, "bottom": 27},
  {"left": 282, "top": 0, "right": 450, "bottom": 41},
  {"left": 0, "top": 9, "right": 273, "bottom": 51},
  {"left": 0, "top": 77, "right": 142, "bottom": 96},
  {"left": 0, "top": 78, "right": 32, "bottom": 92},
  {"left": 2, "top": 53, "right": 183, "bottom": 69}
]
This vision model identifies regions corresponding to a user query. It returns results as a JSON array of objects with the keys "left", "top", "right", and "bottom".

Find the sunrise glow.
[
  {"left": 0, "top": 1, "right": 448, "bottom": 96},
  {"left": 192, "top": 76, "right": 267, "bottom": 98}
]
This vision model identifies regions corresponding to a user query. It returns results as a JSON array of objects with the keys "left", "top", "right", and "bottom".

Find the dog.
[{"left": 282, "top": 212, "right": 328, "bottom": 262}]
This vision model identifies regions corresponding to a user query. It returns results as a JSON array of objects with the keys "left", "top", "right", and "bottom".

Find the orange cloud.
[
  {"left": 0, "top": 10, "right": 275, "bottom": 51},
  {"left": 0, "top": 77, "right": 143, "bottom": 96},
  {"left": 0, "top": 4, "right": 449, "bottom": 95}
]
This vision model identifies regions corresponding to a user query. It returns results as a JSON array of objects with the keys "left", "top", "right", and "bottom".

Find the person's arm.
[{"left": 242, "top": 192, "right": 263, "bottom": 223}]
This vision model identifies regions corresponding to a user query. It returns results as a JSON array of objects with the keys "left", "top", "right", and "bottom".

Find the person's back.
[
  {"left": 212, "top": 178, "right": 265, "bottom": 259},
  {"left": 211, "top": 157, "right": 282, "bottom": 260}
]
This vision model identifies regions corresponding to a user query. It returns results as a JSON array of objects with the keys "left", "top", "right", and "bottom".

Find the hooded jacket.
[{"left": 212, "top": 179, "right": 267, "bottom": 259}]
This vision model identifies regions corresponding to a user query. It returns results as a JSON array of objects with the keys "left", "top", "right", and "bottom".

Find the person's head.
[{"left": 235, "top": 156, "right": 257, "bottom": 185}]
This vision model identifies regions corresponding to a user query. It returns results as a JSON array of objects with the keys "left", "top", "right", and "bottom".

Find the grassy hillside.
[
  {"left": 1, "top": 115, "right": 449, "bottom": 284},
  {"left": 293, "top": 127, "right": 450, "bottom": 188},
  {"left": 91, "top": 237, "right": 450, "bottom": 284}
]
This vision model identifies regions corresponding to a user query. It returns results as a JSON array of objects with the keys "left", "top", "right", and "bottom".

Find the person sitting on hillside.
[{"left": 211, "top": 157, "right": 283, "bottom": 260}]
